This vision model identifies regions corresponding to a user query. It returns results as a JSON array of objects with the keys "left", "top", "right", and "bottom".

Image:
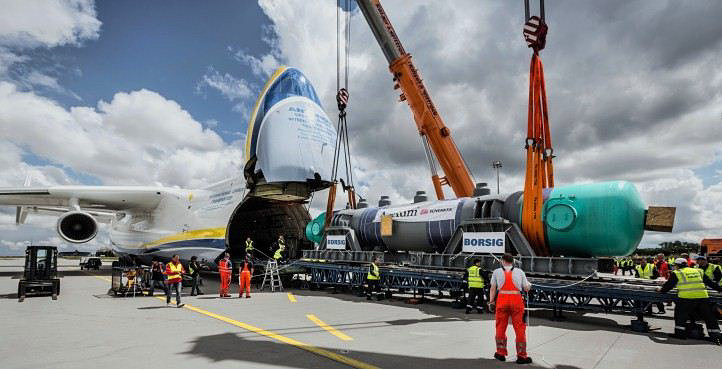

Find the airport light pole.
[{"left": 492, "top": 161, "right": 502, "bottom": 194}]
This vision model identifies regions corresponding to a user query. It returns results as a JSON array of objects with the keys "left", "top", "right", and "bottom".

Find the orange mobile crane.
[
  {"left": 356, "top": 0, "right": 476, "bottom": 200},
  {"left": 356, "top": 0, "right": 554, "bottom": 255}
]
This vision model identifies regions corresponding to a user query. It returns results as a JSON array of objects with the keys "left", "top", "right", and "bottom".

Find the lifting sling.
[
  {"left": 521, "top": 0, "right": 554, "bottom": 256},
  {"left": 325, "top": 0, "right": 358, "bottom": 227}
]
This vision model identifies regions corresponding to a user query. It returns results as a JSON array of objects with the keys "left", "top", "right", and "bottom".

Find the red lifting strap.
[{"left": 522, "top": 52, "right": 554, "bottom": 257}]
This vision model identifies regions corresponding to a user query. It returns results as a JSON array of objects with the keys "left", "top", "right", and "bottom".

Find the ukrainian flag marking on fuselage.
[{"left": 142, "top": 227, "right": 226, "bottom": 249}]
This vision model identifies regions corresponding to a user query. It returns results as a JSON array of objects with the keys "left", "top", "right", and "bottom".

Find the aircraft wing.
[
  {"left": 19, "top": 206, "right": 118, "bottom": 224},
  {"left": 0, "top": 186, "right": 169, "bottom": 224}
]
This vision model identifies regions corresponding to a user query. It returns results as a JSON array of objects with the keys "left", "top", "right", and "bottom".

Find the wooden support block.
[
  {"left": 645, "top": 206, "right": 675, "bottom": 232},
  {"left": 380, "top": 215, "right": 393, "bottom": 236}
]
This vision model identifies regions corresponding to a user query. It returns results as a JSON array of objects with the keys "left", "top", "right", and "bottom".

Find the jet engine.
[{"left": 57, "top": 211, "right": 98, "bottom": 243}]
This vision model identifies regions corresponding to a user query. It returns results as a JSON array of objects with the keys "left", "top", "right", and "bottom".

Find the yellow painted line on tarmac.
[
  {"left": 288, "top": 292, "right": 297, "bottom": 302},
  {"left": 88, "top": 275, "right": 375, "bottom": 368},
  {"left": 90, "top": 275, "right": 111, "bottom": 282},
  {"left": 152, "top": 296, "right": 371, "bottom": 367},
  {"left": 184, "top": 304, "right": 374, "bottom": 369},
  {"left": 306, "top": 314, "right": 354, "bottom": 341}
]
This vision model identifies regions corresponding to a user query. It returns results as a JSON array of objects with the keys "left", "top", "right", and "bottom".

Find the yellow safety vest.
[
  {"left": 367, "top": 263, "right": 380, "bottom": 280},
  {"left": 245, "top": 239, "right": 254, "bottom": 252},
  {"left": 635, "top": 263, "right": 654, "bottom": 279},
  {"left": 467, "top": 265, "right": 484, "bottom": 288},
  {"left": 167, "top": 262, "right": 183, "bottom": 281},
  {"left": 674, "top": 268, "right": 708, "bottom": 299},
  {"left": 696, "top": 264, "right": 721, "bottom": 286},
  {"left": 273, "top": 247, "right": 283, "bottom": 260}
]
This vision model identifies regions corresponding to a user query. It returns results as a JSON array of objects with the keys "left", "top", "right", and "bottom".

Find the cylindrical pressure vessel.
[{"left": 318, "top": 181, "right": 646, "bottom": 257}]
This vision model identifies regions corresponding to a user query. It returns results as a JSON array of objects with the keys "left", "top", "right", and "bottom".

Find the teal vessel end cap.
[
  {"left": 305, "top": 212, "right": 326, "bottom": 244},
  {"left": 545, "top": 203, "right": 577, "bottom": 231},
  {"left": 544, "top": 181, "right": 646, "bottom": 257}
]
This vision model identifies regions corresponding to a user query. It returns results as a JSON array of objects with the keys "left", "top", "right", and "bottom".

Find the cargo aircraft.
[{"left": 0, "top": 67, "right": 337, "bottom": 268}]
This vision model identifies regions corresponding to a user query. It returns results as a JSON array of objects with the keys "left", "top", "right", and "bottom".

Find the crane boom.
[{"left": 356, "top": 0, "right": 476, "bottom": 199}]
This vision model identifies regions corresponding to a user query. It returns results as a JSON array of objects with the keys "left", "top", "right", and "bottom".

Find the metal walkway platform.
[
  {"left": 302, "top": 249, "right": 600, "bottom": 278},
  {"left": 296, "top": 260, "right": 722, "bottom": 332}
]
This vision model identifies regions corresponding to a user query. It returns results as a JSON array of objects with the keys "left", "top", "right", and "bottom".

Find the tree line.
[{"left": 635, "top": 240, "right": 700, "bottom": 256}]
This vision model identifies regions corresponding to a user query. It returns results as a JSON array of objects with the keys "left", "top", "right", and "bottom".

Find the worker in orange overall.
[
  {"left": 218, "top": 252, "right": 232, "bottom": 298},
  {"left": 489, "top": 253, "right": 532, "bottom": 364},
  {"left": 238, "top": 257, "right": 254, "bottom": 298}
]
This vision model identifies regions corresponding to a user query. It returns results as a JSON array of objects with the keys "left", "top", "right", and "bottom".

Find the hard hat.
[
  {"left": 674, "top": 258, "right": 687, "bottom": 265},
  {"left": 695, "top": 255, "right": 706, "bottom": 260}
]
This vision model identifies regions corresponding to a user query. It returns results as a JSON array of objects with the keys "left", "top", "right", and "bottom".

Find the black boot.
[
  {"left": 493, "top": 353, "right": 505, "bottom": 362},
  {"left": 516, "top": 357, "right": 532, "bottom": 364}
]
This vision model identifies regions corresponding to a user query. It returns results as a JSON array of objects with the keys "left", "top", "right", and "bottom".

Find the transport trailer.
[{"left": 296, "top": 255, "right": 722, "bottom": 333}]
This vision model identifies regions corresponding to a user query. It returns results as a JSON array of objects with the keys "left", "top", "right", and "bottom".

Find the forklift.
[{"left": 18, "top": 246, "right": 60, "bottom": 302}]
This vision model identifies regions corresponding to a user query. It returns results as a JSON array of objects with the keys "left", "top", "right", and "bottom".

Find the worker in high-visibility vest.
[
  {"left": 245, "top": 237, "right": 254, "bottom": 258},
  {"left": 620, "top": 258, "right": 632, "bottom": 276},
  {"left": 238, "top": 257, "right": 253, "bottom": 298},
  {"left": 366, "top": 257, "right": 381, "bottom": 300},
  {"left": 218, "top": 252, "right": 232, "bottom": 298},
  {"left": 635, "top": 258, "right": 659, "bottom": 280},
  {"left": 489, "top": 253, "right": 532, "bottom": 364},
  {"left": 695, "top": 256, "right": 722, "bottom": 286},
  {"left": 188, "top": 255, "right": 204, "bottom": 296},
  {"left": 635, "top": 258, "right": 665, "bottom": 314},
  {"left": 465, "top": 259, "right": 486, "bottom": 314},
  {"left": 658, "top": 258, "right": 722, "bottom": 345},
  {"left": 164, "top": 254, "right": 185, "bottom": 308},
  {"left": 273, "top": 235, "right": 285, "bottom": 262}
]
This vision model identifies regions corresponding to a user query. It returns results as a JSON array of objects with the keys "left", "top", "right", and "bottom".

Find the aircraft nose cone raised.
[{"left": 244, "top": 67, "right": 336, "bottom": 201}]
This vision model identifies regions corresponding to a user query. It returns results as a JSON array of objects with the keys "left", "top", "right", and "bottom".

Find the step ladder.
[{"left": 260, "top": 260, "right": 283, "bottom": 292}]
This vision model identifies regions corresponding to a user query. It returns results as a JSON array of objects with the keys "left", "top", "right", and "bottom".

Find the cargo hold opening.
[{"left": 225, "top": 196, "right": 312, "bottom": 261}]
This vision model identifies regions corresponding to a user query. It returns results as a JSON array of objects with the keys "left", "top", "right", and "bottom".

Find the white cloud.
[
  {"left": 0, "top": 1, "right": 246, "bottom": 255},
  {"left": 0, "top": 47, "right": 25, "bottom": 75},
  {"left": 252, "top": 0, "right": 722, "bottom": 248},
  {"left": 230, "top": 46, "right": 280, "bottom": 77},
  {"left": 204, "top": 119, "right": 219, "bottom": 128},
  {"left": 15, "top": 70, "right": 83, "bottom": 100},
  {"left": 0, "top": 0, "right": 100, "bottom": 111},
  {"left": 2, "top": 0, "right": 721, "bottom": 255},
  {"left": 0, "top": 0, "right": 101, "bottom": 49},
  {"left": 196, "top": 66, "right": 253, "bottom": 101},
  {"left": 0, "top": 82, "right": 243, "bottom": 188},
  {"left": 0, "top": 0, "right": 101, "bottom": 87},
  {"left": 0, "top": 84, "right": 244, "bottom": 254}
]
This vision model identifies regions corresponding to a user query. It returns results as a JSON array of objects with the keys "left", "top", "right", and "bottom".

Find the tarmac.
[{"left": 0, "top": 257, "right": 719, "bottom": 369}]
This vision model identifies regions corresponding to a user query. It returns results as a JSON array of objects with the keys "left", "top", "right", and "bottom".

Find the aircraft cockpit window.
[{"left": 263, "top": 69, "right": 321, "bottom": 113}]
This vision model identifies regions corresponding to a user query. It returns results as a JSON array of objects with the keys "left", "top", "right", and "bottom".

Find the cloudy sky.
[{"left": 0, "top": 0, "right": 720, "bottom": 255}]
